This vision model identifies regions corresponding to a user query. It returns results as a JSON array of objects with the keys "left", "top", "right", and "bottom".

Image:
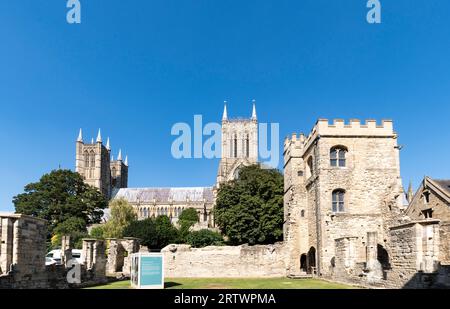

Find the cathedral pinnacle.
[
  {"left": 117, "top": 149, "right": 122, "bottom": 161},
  {"left": 77, "top": 128, "right": 83, "bottom": 142},
  {"left": 222, "top": 101, "right": 228, "bottom": 121},
  {"left": 106, "top": 137, "right": 110, "bottom": 150},
  {"left": 125, "top": 155, "right": 128, "bottom": 166},
  {"left": 96, "top": 129, "right": 102, "bottom": 143},
  {"left": 251, "top": 100, "right": 257, "bottom": 120},
  {"left": 407, "top": 181, "right": 414, "bottom": 204}
]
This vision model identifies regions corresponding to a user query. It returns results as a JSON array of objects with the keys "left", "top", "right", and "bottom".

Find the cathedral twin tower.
[{"left": 75, "top": 129, "right": 128, "bottom": 199}]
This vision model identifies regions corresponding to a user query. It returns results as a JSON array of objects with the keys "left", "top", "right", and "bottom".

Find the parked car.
[
  {"left": 45, "top": 257, "right": 57, "bottom": 266},
  {"left": 46, "top": 249, "right": 82, "bottom": 265}
]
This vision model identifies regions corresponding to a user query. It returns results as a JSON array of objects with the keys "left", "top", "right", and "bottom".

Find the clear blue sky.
[{"left": 1, "top": 1, "right": 449, "bottom": 211}]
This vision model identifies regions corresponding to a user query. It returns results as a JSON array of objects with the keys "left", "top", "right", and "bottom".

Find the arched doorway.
[
  {"left": 377, "top": 244, "right": 390, "bottom": 269},
  {"left": 307, "top": 247, "right": 316, "bottom": 274},
  {"left": 377, "top": 244, "right": 390, "bottom": 280},
  {"left": 300, "top": 254, "right": 307, "bottom": 272}
]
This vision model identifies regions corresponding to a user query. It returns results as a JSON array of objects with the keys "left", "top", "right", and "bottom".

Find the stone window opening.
[
  {"left": 298, "top": 170, "right": 304, "bottom": 177},
  {"left": 89, "top": 151, "right": 95, "bottom": 169},
  {"left": 84, "top": 151, "right": 90, "bottom": 168},
  {"left": 422, "top": 208, "right": 433, "bottom": 219},
  {"left": 300, "top": 210, "right": 305, "bottom": 217},
  {"left": 422, "top": 191, "right": 431, "bottom": 204},
  {"left": 306, "top": 156, "right": 314, "bottom": 179},
  {"left": 330, "top": 146, "right": 347, "bottom": 167},
  {"left": 332, "top": 189, "right": 345, "bottom": 213}
]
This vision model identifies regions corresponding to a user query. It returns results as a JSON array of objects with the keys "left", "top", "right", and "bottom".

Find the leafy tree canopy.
[
  {"left": 214, "top": 165, "right": 284, "bottom": 245},
  {"left": 103, "top": 198, "right": 137, "bottom": 239},
  {"left": 186, "top": 229, "right": 224, "bottom": 248},
  {"left": 123, "top": 216, "right": 180, "bottom": 249},
  {"left": 89, "top": 225, "right": 105, "bottom": 239},
  {"left": 178, "top": 207, "right": 199, "bottom": 241},
  {"left": 154, "top": 215, "right": 181, "bottom": 249},
  {"left": 13, "top": 169, "right": 108, "bottom": 238}
]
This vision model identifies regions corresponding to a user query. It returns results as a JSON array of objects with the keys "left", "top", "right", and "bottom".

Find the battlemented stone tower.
[
  {"left": 216, "top": 101, "right": 258, "bottom": 185},
  {"left": 75, "top": 129, "right": 128, "bottom": 199},
  {"left": 283, "top": 119, "right": 404, "bottom": 277}
]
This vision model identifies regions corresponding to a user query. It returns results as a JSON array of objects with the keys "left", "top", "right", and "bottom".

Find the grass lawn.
[{"left": 86, "top": 278, "right": 356, "bottom": 289}]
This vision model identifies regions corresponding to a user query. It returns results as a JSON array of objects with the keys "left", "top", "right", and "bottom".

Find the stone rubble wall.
[
  {"left": 106, "top": 238, "right": 140, "bottom": 277},
  {"left": 439, "top": 223, "right": 450, "bottom": 264},
  {"left": 0, "top": 213, "right": 110, "bottom": 289},
  {"left": 327, "top": 220, "right": 449, "bottom": 289},
  {"left": 162, "top": 243, "right": 287, "bottom": 278}
]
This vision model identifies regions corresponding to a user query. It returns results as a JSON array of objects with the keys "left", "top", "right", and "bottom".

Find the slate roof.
[
  {"left": 434, "top": 180, "right": 450, "bottom": 195},
  {"left": 112, "top": 187, "right": 214, "bottom": 203}
]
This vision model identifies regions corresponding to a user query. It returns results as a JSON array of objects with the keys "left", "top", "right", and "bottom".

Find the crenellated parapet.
[{"left": 284, "top": 119, "right": 396, "bottom": 159}]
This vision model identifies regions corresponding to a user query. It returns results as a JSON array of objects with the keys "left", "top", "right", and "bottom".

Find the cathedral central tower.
[{"left": 216, "top": 101, "right": 259, "bottom": 185}]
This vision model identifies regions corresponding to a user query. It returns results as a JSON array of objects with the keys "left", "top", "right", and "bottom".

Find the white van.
[{"left": 46, "top": 249, "right": 82, "bottom": 265}]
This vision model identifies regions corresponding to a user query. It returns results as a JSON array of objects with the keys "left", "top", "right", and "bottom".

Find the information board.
[{"left": 130, "top": 253, "right": 164, "bottom": 289}]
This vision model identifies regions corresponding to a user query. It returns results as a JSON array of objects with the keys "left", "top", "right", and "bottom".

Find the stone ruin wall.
[
  {"left": 439, "top": 223, "right": 450, "bottom": 264},
  {"left": 0, "top": 213, "right": 115, "bottom": 289},
  {"left": 329, "top": 220, "right": 450, "bottom": 289},
  {"left": 162, "top": 243, "right": 288, "bottom": 278},
  {"left": 0, "top": 214, "right": 52, "bottom": 288},
  {"left": 106, "top": 237, "right": 140, "bottom": 277}
]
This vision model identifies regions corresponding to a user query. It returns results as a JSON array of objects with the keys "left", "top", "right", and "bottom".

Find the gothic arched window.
[
  {"left": 245, "top": 133, "right": 250, "bottom": 158},
  {"left": 330, "top": 146, "right": 347, "bottom": 167},
  {"left": 84, "top": 151, "right": 90, "bottom": 168},
  {"left": 332, "top": 189, "right": 345, "bottom": 213},
  {"left": 233, "top": 134, "right": 238, "bottom": 158},
  {"left": 89, "top": 151, "right": 95, "bottom": 168}
]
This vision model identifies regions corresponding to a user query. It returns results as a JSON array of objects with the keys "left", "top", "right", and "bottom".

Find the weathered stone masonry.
[{"left": 162, "top": 243, "right": 287, "bottom": 278}]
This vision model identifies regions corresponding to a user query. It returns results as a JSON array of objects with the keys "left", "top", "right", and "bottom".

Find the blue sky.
[{"left": 0, "top": 0, "right": 449, "bottom": 211}]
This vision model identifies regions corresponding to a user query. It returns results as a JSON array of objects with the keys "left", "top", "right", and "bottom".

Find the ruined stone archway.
[
  {"left": 377, "top": 244, "right": 390, "bottom": 270},
  {"left": 300, "top": 254, "right": 307, "bottom": 272},
  {"left": 307, "top": 247, "right": 316, "bottom": 274}
]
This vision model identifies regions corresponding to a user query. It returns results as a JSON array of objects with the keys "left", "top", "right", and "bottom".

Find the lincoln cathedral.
[{"left": 75, "top": 102, "right": 260, "bottom": 227}]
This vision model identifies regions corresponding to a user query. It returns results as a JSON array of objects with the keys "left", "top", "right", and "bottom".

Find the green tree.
[
  {"left": 53, "top": 218, "right": 90, "bottom": 249},
  {"left": 186, "top": 229, "right": 224, "bottom": 248},
  {"left": 124, "top": 216, "right": 180, "bottom": 249},
  {"left": 214, "top": 165, "right": 284, "bottom": 245},
  {"left": 178, "top": 208, "right": 199, "bottom": 241},
  {"left": 13, "top": 169, "right": 107, "bottom": 238},
  {"left": 90, "top": 225, "right": 105, "bottom": 239},
  {"left": 103, "top": 198, "right": 137, "bottom": 238},
  {"left": 155, "top": 215, "right": 180, "bottom": 249},
  {"left": 123, "top": 218, "right": 156, "bottom": 247}
]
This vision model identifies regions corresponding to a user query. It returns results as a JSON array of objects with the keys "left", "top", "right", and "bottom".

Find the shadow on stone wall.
[{"left": 402, "top": 264, "right": 450, "bottom": 289}]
